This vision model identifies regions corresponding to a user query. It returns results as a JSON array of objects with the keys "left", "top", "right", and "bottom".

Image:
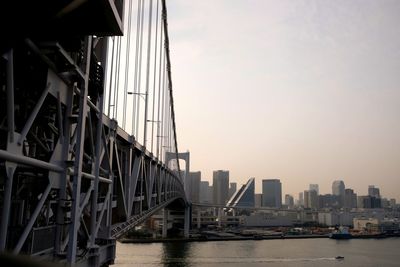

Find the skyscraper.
[
  {"left": 285, "top": 194, "right": 294, "bottom": 208},
  {"left": 309, "top": 184, "right": 319, "bottom": 195},
  {"left": 298, "top": 192, "right": 304, "bottom": 206},
  {"left": 304, "top": 190, "right": 318, "bottom": 209},
  {"left": 332, "top": 180, "right": 345, "bottom": 207},
  {"left": 344, "top": 188, "right": 357, "bottom": 209},
  {"left": 262, "top": 179, "right": 282, "bottom": 208},
  {"left": 200, "top": 181, "right": 212, "bottom": 203},
  {"left": 187, "top": 171, "right": 201, "bottom": 202},
  {"left": 213, "top": 170, "right": 229, "bottom": 205},
  {"left": 227, "top": 178, "right": 255, "bottom": 208},
  {"left": 368, "top": 185, "right": 380, "bottom": 198}
]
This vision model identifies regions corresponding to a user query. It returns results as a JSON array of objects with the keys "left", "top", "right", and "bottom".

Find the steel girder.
[{"left": 0, "top": 37, "right": 186, "bottom": 267}]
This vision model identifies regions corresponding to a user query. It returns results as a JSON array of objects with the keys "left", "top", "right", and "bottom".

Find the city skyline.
[
  {"left": 168, "top": 0, "right": 400, "bottom": 200},
  {"left": 197, "top": 173, "right": 397, "bottom": 202}
]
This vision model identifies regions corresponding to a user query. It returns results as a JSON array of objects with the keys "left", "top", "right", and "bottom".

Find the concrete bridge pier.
[
  {"left": 184, "top": 206, "right": 190, "bottom": 238},
  {"left": 162, "top": 208, "right": 168, "bottom": 238}
]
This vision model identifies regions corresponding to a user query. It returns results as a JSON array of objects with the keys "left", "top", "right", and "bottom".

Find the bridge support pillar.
[
  {"left": 162, "top": 208, "right": 168, "bottom": 238},
  {"left": 184, "top": 206, "right": 190, "bottom": 238}
]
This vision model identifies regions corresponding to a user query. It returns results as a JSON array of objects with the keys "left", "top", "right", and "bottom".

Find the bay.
[{"left": 115, "top": 238, "right": 400, "bottom": 267}]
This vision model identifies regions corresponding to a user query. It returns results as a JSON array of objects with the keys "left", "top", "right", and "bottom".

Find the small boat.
[{"left": 335, "top": 256, "right": 344, "bottom": 260}]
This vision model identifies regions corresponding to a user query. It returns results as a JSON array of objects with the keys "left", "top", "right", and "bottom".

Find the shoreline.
[
  {"left": 120, "top": 234, "right": 328, "bottom": 243},
  {"left": 120, "top": 233, "right": 400, "bottom": 244}
]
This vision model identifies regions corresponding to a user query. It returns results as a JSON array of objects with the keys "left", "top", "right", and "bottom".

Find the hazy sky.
[{"left": 166, "top": 0, "right": 400, "bottom": 200}]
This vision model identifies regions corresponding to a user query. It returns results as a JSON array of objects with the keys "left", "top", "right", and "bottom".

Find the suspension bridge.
[{"left": 0, "top": 0, "right": 189, "bottom": 266}]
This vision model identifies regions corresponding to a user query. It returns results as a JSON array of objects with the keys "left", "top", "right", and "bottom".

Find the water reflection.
[{"left": 161, "top": 242, "right": 192, "bottom": 267}]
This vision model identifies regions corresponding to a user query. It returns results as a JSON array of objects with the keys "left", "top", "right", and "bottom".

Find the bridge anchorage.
[{"left": 0, "top": 0, "right": 189, "bottom": 266}]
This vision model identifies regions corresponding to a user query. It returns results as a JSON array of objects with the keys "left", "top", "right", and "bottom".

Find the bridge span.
[{"left": 0, "top": 0, "right": 189, "bottom": 266}]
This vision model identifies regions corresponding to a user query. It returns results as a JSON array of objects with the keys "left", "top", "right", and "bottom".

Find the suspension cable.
[
  {"left": 143, "top": 0, "right": 154, "bottom": 148},
  {"left": 122, "top": 0, "right": 134, "bottom": 129},
  {"left": 151, "top": 0, "right": 160, "bottom": 153},
  {"left": 135, "top": 0, "right": 146, "bottom": 138},
  {"left": 156, "top": 13, "right": 164, "bottom": 159},
  {"left": 161, "top": 0, "right": 181, "bottom": 174},
  {"left": 132, "top": 0, "right": 142, "bottom": 135}
]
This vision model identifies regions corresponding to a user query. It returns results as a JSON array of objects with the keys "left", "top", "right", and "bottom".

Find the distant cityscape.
[
  {"left": 182, "top": 169, "right": 399, "bottom": 231},
  {"left": 188, "top": 170, "right": 396, "bottom": 209}
]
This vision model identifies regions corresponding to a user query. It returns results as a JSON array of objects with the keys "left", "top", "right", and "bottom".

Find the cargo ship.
[{"left": 329, "top": 226, "right": 352, "bottom": 239}]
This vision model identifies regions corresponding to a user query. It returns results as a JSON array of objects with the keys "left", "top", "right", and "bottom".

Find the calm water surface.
[{"left": 115, "top": 238, "right": 400, "bottom": 267}]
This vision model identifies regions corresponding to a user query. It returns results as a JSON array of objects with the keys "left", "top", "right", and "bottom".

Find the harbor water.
[{"left": 115, "top": 237, "right": 400, "bottom": 266}]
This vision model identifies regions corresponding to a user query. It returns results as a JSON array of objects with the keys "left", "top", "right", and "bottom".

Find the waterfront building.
[
  {"left": 353, "top": 218, "right": 379, "bottom": 231},
  {"left": 242, "top": 212, "right": 293, "bottom": 227},
  {"left": 213, "top": 170, "right": 229, "bottom": 205},
  {"left": 227, "top": 178, "right": 255, "bottom": 208},
  {"left": 309, "top": 184, "right": 319, "bottom": 195},
  {"left": 332, "top": 180, "right": 345, "bottom": 207},
  {"left": 200, "top": 181, "right": 213, "bottom": 203},
  {"left": 262, "top": 179, "right": 282, "bottom": 208},
  {"left": 318, "top": 211, "right": 354, "bottom": 227}
]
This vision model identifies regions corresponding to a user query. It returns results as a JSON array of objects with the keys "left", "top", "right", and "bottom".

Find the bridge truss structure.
[{"left": 0, "top": 0, "right": 188, "bottom": 266}]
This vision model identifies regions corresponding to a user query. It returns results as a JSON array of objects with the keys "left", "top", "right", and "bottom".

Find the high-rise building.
[
  {"left": 344, "top": 188, "right": 357, "bottom": 209},
  {"left": 298, "top": 192, "right": 304, "bottom": 206},
  {"left": 229, "top": 182, "right": 237, "bottom": 198},
  {"left": 318, "top": 194, "right": 335, "bottom": 209},
  {"left": 368, "top": 185, "right": 380, "bottom": 198},
  {"left": 227, "top": 178, "right": 255, "bottom": 208},
  {"left": 262, "top": 179, "right": 282, "bottom": 208},
  {"left": 310, "top": 190, "right": 318, "bottom": 209},
  {"left": 304, "top": 190, "right": 318, "bottom": 209},
  {"left": 357, "top": 195, "right": 381, "bottom": 209},
  {"left": 309, "top": 184, "right": 319, "bottom": 195},
  {"left": 187, "top": 171, "right": 201, "bottom": 202},
  {"left": 285, "top": 194, "right": 294, "bottom": 208},
  {"left": 304, "top": 190, "right": 310, "bottom": 208},
  {"left": 255, "top": 194, "right": 263, "bottom": 208},
  {"left": 213, "top": 170, "right": 229, "bottom": 205},
  {"left": 199, "top": 181, "right": 213, "bottom": 204},
  {"left": 332, "top": 180, "right": 345, "bottom": 207}
]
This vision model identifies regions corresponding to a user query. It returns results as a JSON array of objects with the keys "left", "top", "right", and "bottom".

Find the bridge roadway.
[{"left": 0, "top": 1, "right": 189, "bottom": 266}]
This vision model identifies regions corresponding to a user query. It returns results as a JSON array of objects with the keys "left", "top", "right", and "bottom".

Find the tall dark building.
[
  {"left": 262, "top": 179, "right": 282, "bottom": 208},
  {"left": 368, "top": 185, "right": 380, "bottom": 198},
  {"left": 332, "top": 180, "right": 345, "bottom": 207},
  {"left": 344, "top": 188, "right": 357, "bottom": 209},
  {"left": 213, "top": 170, "right": 229, "bottom": 205},
  {"left": 187, "top": 171, "right": 201, "bottom": 202}
]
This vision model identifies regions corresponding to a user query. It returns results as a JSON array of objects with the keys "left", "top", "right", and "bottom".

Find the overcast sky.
[{"left": 166, "top": 0, "right": 400, "bottom": 200}]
